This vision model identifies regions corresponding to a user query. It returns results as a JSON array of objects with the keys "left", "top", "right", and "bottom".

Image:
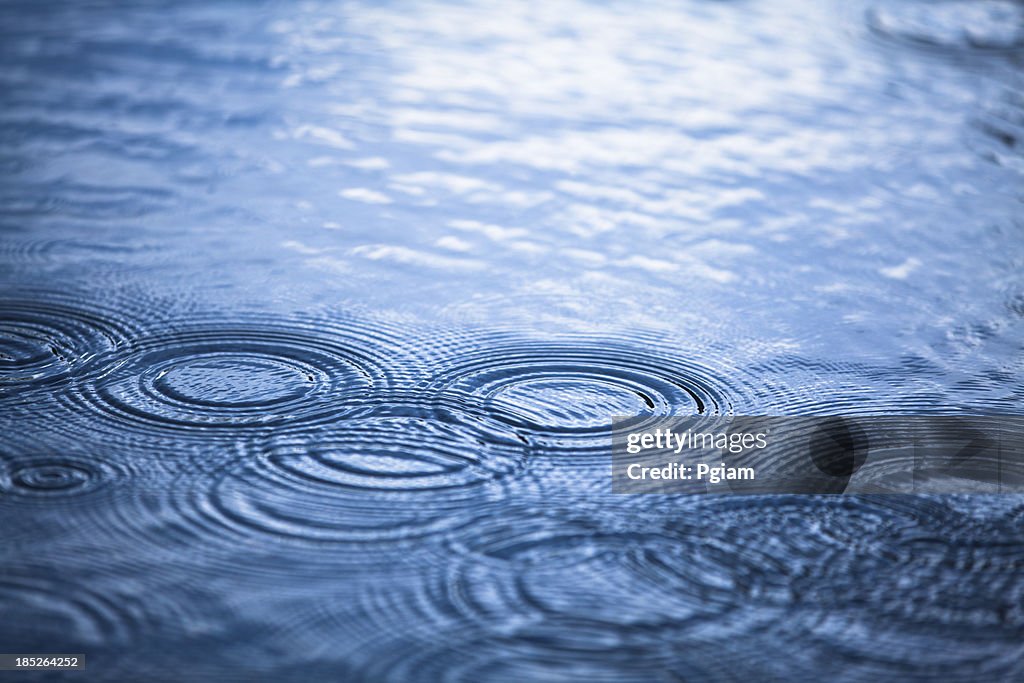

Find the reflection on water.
[{"left": 1, "top": 0, "right": 1023, "bottom": 680}]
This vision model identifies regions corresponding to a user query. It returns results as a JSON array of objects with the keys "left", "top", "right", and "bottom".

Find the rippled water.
[{"left": 2, "top": 0, "right": 1023, "bottom": 680}]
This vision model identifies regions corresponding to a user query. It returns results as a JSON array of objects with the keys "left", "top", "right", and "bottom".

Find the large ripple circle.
[
  {"left": 66, "top": 318, "right": 407, "bottom": 437},
  {"left": 427, "top": 340, "right": 749, "bottom": 452},
  {"left": 196, "top": 402, "right": 531, "bottom": 544}
]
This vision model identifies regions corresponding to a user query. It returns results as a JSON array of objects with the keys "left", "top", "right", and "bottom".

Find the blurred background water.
[{"left": 1, "top": 0, "right": 1023, "bottom": 680}]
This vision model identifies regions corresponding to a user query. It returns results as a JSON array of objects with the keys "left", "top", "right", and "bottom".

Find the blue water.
[{"left": 1, "top": 0, "right": 1023, "bottom": 680}]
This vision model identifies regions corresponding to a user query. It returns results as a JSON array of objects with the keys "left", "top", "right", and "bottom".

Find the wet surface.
[{"left": 1, "top": 0, "right": 1023, "bottom": 680}]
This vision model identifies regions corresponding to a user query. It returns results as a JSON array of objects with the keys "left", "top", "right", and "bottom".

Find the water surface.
[{"left": 2, "top": 0, "right": 1024, "bottom": 680}]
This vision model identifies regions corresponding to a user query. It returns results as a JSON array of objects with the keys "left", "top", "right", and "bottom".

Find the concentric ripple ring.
[
  {"left": 194, "top": 401, "right": 531, "bottom": 544},
  {"left": 426, "top": 339, "right": 750, "bottom": 451},
  {"left": 0, "top": 296, "right": 137, "bottom": 394},
  {"left": 63, "top": 317, "right": 410, "bottom": 437}
]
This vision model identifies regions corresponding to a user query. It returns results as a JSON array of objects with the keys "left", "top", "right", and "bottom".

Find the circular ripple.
[
  {"left": 154, "top": 353, "right": 317, "bottom": 408},
  {"left": 0, "top": 446, "right": 228, "bottom": 654},
  {"left": 10, "top": 461, "right": 96, "bottom": 495},
  {"left": 317, "top": 504, "right": 795, "bottom": 682},
  {"left": 193, "top": 402, "right": 530, "bottom": 545},
  {"left": 866, "top": 1, "right": 1024, "bottom": 52},
  {"left": 0, "top": 444, "right": 188, "bottom": 555},
  {"left": 0, "top": 296, "right": 136, "bottom": 393},
  {"left": 427, "top": 338, "right": 753, "bottom": 452},
  {"left": 65, "top": 316, "right": 410, "bottom": 437},
  {"left": 0, "top": 449, "right": 130, "bottom": 501},
  {"left": 436, "top": 506, "right": 792, "bottom": 637},
  {"left": 264, "top": 401, "right": 529, "bottom": 492}
]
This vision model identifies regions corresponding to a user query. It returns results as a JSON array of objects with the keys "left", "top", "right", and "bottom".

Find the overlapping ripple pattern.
[{"left": 2, "top": 0, "right": 1023, "bottom": 681}]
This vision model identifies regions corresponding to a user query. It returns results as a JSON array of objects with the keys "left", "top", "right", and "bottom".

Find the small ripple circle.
[{"left": 0, "top": 297, "right": 136, "bottom": 394}]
